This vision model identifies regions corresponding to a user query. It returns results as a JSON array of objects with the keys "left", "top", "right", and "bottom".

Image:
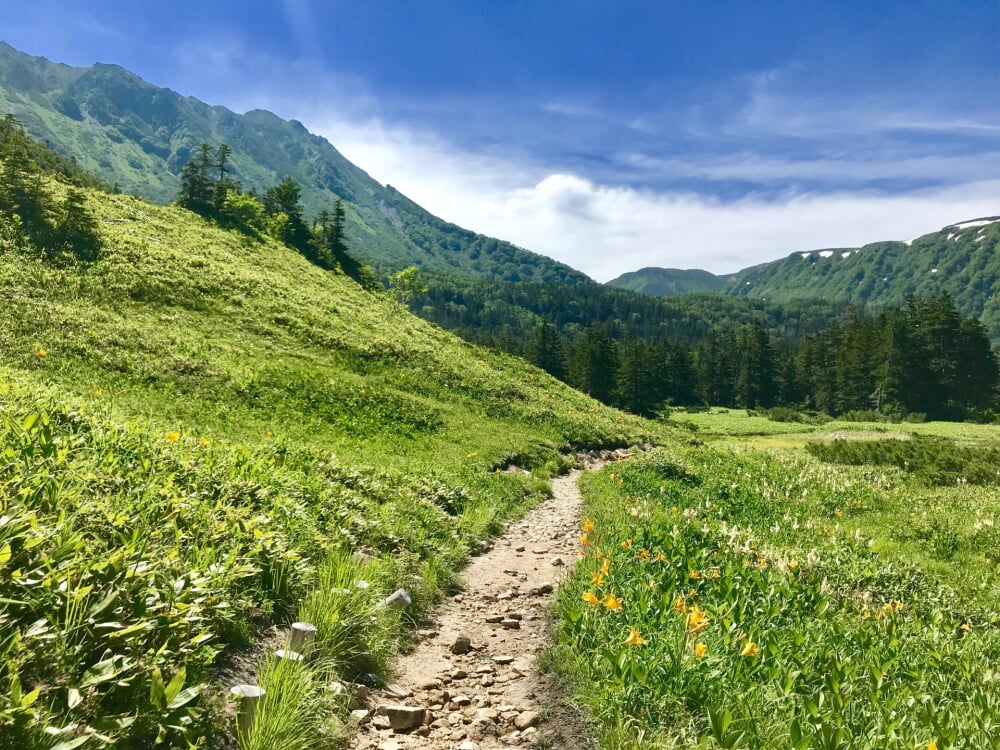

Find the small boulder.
[
  {"left": 450, "top": 634, "right": 472, "bottom": 654},
  {"left": 514, "top": 710, "right": 540, "bottom": 730},
  {"left": 381, "top": 704, "right": 427, "bottom": 732}
]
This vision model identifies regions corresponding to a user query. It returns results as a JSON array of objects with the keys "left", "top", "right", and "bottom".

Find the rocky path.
[{"left": 349, "top": 464, "right": 601, "bottom": 750}]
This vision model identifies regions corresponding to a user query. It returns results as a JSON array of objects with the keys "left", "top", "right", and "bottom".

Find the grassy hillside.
[
  {"left": 0, "top": 42, "right": 591, "bottom": 285},
  {"left": 0, "top": 184, "right": 660, "bottom": 748},
  {"left": 605, "top": 267, "right": 729, "bottom": 297}
]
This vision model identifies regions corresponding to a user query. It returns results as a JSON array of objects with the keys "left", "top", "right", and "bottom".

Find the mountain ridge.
[
  {"left": 0, "top": 41, "right": 592, "bottom": 285},
  {"left": 608, "top": 217, "right": 1000, "bottom": 339}
]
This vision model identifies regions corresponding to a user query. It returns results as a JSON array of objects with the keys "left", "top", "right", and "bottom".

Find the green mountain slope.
[
  {"left": 0, "top": 178, "right": 658, "bottom": 746},
  {"left": 0, "top": 41, "right": 590, "bottom": 285},
  {"left": 606, "top": 267, "right": 729, "bottom": 296},
  {"left": 730, "top": 218, "right": 1000, "bottom": 339}
]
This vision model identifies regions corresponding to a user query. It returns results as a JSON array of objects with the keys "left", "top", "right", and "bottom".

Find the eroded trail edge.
[{"left": 350, "top": 465, "right": 600, "bottom": 750}]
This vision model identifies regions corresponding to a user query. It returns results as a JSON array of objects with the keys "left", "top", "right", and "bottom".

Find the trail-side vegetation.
[
  {"left": 553, "top": 442, "right": 1000, "bottom": 749},
  {"left": 0, "top": 158, "right": 661, "bottom": 745}
]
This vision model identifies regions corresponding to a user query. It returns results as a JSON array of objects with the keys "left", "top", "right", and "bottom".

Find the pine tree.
[
  {"left": 570, "top": 325, "right": 618, "bottom": 404},
  {"left": 177, "top": 143, "right": 214, "bottom": 215},
  {"left": 55, "top": 188, "right": 100, "bottom": 261},
  {"left": 526, "top": 321, "right": 568, "bottom": 381}
]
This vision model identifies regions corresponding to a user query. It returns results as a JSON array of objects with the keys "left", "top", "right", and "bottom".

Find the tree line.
[
  {"left": 176, "top": 143, "right": 371, "bottom": 283},
  {"left": 0, "top": 114, "right": 103, "bottom": 261},
  {"left": 512, "top": 295, "right": 998, "bottom": 421}
]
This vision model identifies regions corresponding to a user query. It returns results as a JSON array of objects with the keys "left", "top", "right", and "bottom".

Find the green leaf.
[
  {"left": 10, "top": 672, "right": 21, "bottom": 706},
  {"left": 87, "top": 591, "right": 117, "bottom": 619},
  {"left": 79, "top": 656, "right": 123, "bottom": 688},
  {"left": 163, "top": 666, "right": 185, "bottom": 705},
  {"left": 167, "top": 683, "right": 203, "bottom": 710},
  {"left": 149, "top": 668, "right": 166, "bottom": 710},
  {"left": 21, "top": 687, "right": 40, "bottom": 707},
  {"left": 67, "top": 687, "right": 83, "bottom": 709},
  {"left": 50, "top": 737, "right": 90, "bottom": 750},
  {"left": 0, "top": 543, "right": 10, "bottom": 565}
]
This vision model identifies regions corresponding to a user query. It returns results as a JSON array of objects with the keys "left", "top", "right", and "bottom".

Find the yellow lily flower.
[{"left": 623, "top": 626, "right": 645, "bottom": 646}]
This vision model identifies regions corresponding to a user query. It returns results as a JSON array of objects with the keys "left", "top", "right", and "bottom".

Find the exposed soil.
[{"left": 348, "top": 460, "right": 605, "bottom": 750}]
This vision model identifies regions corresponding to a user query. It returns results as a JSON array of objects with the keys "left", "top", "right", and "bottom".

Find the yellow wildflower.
[
  {"left": 36, "top": 348, "right": 46, "bottom": 357},
  {"left": 621, "top": 539, "right": 633, "bottom": 550},
  {"left": 582, "top": 590, "right": 601, "bottom": 607},
  {"left": 591, "top": 571, "right": 605, "bottom": 586},
  {"left": 580, "top": 533, "right": 591, "bottom": 547},
  {"left": 623, "top": 626, "right": 645, "bottom": 646},
  {"left": 927, "top": 742, "right": 938, "bottom": 750},
  {"left": 199, "top": 438, "right": 209, "bottom": 447},
  {"left": 602, "top": 593, "right": 623, "bottom": 612},
  {"left": 582, "top": 518, "right": 595, "bottom": 533},
  {"left": 655, "top": 551, "right": 667, "bottom": 563},
  {"left": 788, "top": 560, "right": 798, "bottom": 570},
  {"left": 166, "top": 431, "right": 181, "bottom": 442},
  {"left": 739, "top": 640, "right": 760, "bottom": 657},
  {"left": 709, "top": 566, "right": 721, "bottom": 579},
  {"left": 638, "top": 548, "right": 651, "bottom": 562},
  {"left": 686, "top": 605, "right": 709, "bottom": 634},
  {"left": 672, "top": 596, "right": 686, "bottom": 612},
  {"left": 693, "top": 642, "right": 707, "bottom": 659},
  {"left": 600, "top": 557, "right": 611, "bottom": 575},
  {"left": 689, "top": 569, "right": 701, "bottom": 580}
]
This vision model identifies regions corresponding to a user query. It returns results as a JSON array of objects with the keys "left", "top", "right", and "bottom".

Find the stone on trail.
[
  {"left": 530, "top": 582, "right": 554, "bottom": 595},
  {"left": 380, "top": 704, "right": 427, "bottom": 731},
  {"left": 493, "top": 655, "right": 515, "bottom": 665},
  {"left": 500, "top": 618, "right": 521, "bottom": 629},
  {"left": 450, "top": 634, "right": 472, "bottom": 654},
  {"left": 514, "top": 710, "right": 541, "bottom": 730},
  {"left": 384, "top": 683, "right": 412, "bottom": 699},
  {"left": 550, "top": 556, "right": 564, "bottom": 566}
]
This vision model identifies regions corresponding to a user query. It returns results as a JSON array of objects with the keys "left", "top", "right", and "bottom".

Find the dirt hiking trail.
[{"left": 349, "top": 462, "right": 605, "bottom": 750}]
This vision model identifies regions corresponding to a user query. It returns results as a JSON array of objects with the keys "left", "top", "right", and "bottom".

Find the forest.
[{"left": 411, "top": 279, "right": 997, "bottom": 421}]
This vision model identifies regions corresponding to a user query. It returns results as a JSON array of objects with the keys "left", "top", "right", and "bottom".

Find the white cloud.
[{"left": 303, "top": 114, "right": 1000, "bottom": 282}]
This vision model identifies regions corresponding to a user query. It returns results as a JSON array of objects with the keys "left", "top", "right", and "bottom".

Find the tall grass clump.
[{"left": 237, "top": 654, "right": 342, "bottom": 750}]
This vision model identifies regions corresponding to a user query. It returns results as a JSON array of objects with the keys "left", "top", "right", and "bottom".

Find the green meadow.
[
  {"left": 0, "top": 185, "right": 662, "bottom": 748},
  {"left": 553, "top": 409, "right": 1000, "bottom": 750}
]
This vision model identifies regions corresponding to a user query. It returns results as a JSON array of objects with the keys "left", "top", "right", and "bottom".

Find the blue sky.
[{"left": 5, "top": 1, "right": 1000, "bottom": 279}]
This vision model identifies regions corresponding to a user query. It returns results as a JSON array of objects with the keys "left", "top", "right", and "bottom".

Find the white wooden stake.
[
  {"left": 230, "top": 684, "right": 265, "bottom": 737},
  {"left": 289, "top": 622, "right": 317, "bottom": 654}
]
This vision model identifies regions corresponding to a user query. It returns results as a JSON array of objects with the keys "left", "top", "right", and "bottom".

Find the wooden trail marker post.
[{"left": 230, "top": 684, "right": 265, "bottom": 737}]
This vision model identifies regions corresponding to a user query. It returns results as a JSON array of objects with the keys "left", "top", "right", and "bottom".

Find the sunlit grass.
[{"left": 554, "top": 448, "right": 1000, "bottom": 749}]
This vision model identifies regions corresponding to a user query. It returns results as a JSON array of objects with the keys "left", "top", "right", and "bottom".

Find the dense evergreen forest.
[{"left": 410, "top": 280, "right": 998, "bottom": 421}]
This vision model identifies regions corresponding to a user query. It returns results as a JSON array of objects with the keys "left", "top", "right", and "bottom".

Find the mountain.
[
  {"left": 606, "top": 267, "right": 729, "bottom": 296},
  {"left": 729, "top": 218, "right": 1000, "bottom": 339},
  {"left": 609, "top": 218, "right": 1000, "bottom": 341},
  {"left": 0, "top": 41, "right": 591, "bottom": 285}
]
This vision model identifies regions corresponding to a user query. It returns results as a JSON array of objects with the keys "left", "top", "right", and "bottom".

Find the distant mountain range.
[
  {"left": 608, "top": 218, "right": 1000, "bottom": 340},
  {"left": 0, "top": 42, "right": 589, "bottom": 285}
]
